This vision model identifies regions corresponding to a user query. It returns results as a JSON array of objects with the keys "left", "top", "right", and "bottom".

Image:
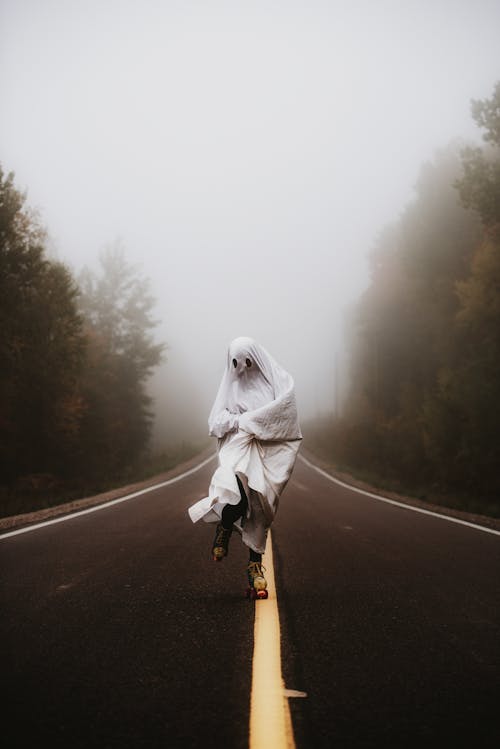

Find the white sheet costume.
[{"left": 188, "top": 337, "right": 302, "bottom": 553}]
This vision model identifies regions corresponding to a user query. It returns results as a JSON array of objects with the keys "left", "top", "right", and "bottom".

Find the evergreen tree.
[
  {"left": 344, "top": 145, "right": 480, "bottom": 483},
  {"left": 77, "top": 242, "right": 165, "bottom": 478},
  {"left": 456, "top": 81, "right": 500, "bottom": 226},
  {"left": 338, "top": 82, "right": 500, "bottom": 506},
  {"left": 434, "top": 81, "right": 500, "bottom": 496},
  {"left": 0, "top": 166, "right": 85, "bottom": 483}
]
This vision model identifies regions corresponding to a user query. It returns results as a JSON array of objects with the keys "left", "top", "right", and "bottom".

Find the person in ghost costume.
[{"left": 188, "top": 336, "right": 302, "bottom": 597}]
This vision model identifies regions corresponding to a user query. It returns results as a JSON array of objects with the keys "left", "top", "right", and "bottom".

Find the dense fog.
[{"left": 1, "top": 0, "right": 499, "bottom": 448}]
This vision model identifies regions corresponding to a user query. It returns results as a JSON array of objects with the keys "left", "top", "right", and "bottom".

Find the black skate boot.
[
  {"left": 212, "top": 523, "right": 232, "bottom": 561},
  {"left": 246, "top": 561, "right": 268, "bottom": 600}
]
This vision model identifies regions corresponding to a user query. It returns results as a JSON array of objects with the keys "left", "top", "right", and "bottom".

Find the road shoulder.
[
  {"left": 300, "top": 446, "right": 500, "bottom": 533},
  {"left": 0, "top": 446, "right": 216, "bottom": 533}
]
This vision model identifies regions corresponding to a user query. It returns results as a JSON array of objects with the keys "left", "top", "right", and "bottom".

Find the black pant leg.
[{"left": 221, "top": 475, "right": 248, "bottom": 527}]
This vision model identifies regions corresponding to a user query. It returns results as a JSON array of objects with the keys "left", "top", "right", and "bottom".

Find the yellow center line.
[{"left": 249, "top": 530, "right": 296, "bottom": 749}]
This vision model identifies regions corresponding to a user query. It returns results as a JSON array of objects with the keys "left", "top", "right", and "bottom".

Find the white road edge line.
[
  {"left": 250, "top": 530, "right": 296, "bottom": 749},
  {"left": 0, "top": 454, "right": 217, "bottom": 540},
  {"left": 299, "top": 453, "right": 500, "bottom": 537}
]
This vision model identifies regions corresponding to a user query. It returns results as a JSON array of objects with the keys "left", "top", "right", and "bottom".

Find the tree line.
[
  {"left": 0, "top": 170, "right": 164, "bottom": 513},
  {"left": 311, "top": 81, "right": 500, "bottom": 513}
]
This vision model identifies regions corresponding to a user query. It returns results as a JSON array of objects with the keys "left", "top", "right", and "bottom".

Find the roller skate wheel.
[{"left": 245, "top": 587, "right": 268, "bottom": 600}]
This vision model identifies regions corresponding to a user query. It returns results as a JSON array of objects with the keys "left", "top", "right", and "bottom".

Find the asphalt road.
[{"left": 1, "top": 451, "right": 499, "bottom": 748}]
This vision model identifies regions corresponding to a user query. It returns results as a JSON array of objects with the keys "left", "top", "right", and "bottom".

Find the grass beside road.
[
  {"left": 302, "top": 430, "right": 500, "bottom": 521},
  {"left": 0, "top": 439, "right": 212, "bottom": 521}
]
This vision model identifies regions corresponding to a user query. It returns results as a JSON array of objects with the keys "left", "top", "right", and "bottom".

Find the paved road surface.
[{"left": 1, "top": 452, "right": 499, "bottom": 748}]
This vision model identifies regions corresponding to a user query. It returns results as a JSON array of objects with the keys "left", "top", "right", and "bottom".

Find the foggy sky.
[{"left": 1, "top": 0, "right": 499, "bottom": 445}]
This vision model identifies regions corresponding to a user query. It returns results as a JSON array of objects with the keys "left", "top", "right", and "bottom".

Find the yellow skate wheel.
[
  {"left": 213, "top": 546, "right": 226, "bottom": 561},
  {"left": 253, "top": 576, "right": 267, "bottom": 591}
]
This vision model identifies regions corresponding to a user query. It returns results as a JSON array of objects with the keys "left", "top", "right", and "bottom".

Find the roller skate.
[
  {"left": 246, "top": 561, "right": 268, "bottom": 600},
  {"left": 212, "top": 523, "right": 232, "bottom": 561}
]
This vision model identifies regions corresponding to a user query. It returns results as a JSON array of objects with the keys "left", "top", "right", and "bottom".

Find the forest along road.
[{"left": 1, "top": 452, "right": 499, "bottom": 749}]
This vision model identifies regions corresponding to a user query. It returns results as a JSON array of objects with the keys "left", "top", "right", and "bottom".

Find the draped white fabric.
[{"left": 188, "top": 337, "right": 302, "bottom": 553}]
